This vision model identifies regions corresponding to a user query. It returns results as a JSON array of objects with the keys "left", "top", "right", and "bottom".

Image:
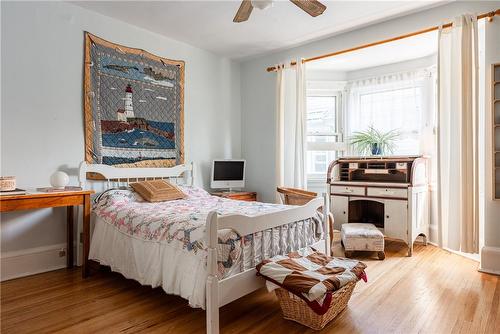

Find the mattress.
[{"left": 89, "top": 185, "right": 322, "bottom": 308}]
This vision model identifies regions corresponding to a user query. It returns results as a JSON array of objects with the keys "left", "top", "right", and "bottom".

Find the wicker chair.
[
  {"left": 277, "top": 187, "right": 334, "bottom": 253},
  {"left": 277, "top": 187, "right": 317, "bottom": 206}
]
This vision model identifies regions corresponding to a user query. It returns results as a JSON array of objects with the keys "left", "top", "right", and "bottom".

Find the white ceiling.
[
  {"left": 306, "top": 29, "right": 438, "bottom": 71},
  {"left": 73, "top": 0, "right": 445, "bottom": 60}
]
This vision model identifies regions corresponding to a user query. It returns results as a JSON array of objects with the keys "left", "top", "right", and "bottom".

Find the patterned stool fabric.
[{"left": 341, "top": 223, "right": 385, "bottom": 260}]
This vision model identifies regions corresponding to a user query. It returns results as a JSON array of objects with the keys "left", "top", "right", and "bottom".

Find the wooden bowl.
[{"left": 0, "top": 176, "right": 16, "bottom": 191}]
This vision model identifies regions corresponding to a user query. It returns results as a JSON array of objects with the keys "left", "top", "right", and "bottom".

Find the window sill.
[
  {"left": 307, "top": 177, "right": 327, "bottom": 186},
  {"left": 306, "top": 178, "right": 328, "bottom": 194},
  {"left": 307, "top": 177, "right": 326, "bottom": 182}
]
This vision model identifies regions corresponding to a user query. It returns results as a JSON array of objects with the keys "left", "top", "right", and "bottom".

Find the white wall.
[
  {"left": 241, "top": 1, "right": 500, "bottom": 204},
  {"left": 481, "top": 17, "right": 500, "bottom": 275},
  {"left": 0, "top": 1, "right": 241, "bottom": 278},
  {"left": 307, "top": 70, "right": 347, "bottom": 81},
  {"left": 345, "top": 54, "right": 437, "bottom": 81},
  {"left": 307, "top": 55, "right": 437, "bottom": 84}
]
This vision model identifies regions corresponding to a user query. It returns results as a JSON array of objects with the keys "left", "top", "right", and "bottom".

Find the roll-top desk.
[{"left": 327, "top": 156, "right": 429, "bottom": 256}]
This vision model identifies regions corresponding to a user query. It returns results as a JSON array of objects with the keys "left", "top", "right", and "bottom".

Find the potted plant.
[{"left": 349, "top": 126, "right": 400, "bottom": 156}]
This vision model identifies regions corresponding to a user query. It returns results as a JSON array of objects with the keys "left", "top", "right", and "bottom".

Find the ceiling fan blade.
[
  {"left": 290, "top": 0, "right": 326, "bottom": 17},
  {"left": 233, "top": 0, "right": 254, "bottom": 23}
]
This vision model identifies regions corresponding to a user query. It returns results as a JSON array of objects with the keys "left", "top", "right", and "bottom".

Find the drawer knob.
[{"left": 386, "top": 215, "right": 390, "bottom": 219}]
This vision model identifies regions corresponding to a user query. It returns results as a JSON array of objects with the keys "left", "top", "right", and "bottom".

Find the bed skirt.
[
  {"left": 89, "top": 214, "right": 320, "bottom": 309},
  {"left": 89, "top": 216, "right": 209, "bottom": 308}
]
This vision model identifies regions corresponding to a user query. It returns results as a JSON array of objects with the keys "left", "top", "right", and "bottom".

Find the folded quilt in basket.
[{"left": 256, "top": 247, "right": 367, "bottom": 315}]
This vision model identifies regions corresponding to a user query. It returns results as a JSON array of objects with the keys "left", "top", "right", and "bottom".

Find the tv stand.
[{"left": 211, "top": 191, "right": 257, "bottom": 202}]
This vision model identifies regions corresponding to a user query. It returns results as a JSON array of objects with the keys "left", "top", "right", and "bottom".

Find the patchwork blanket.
[
  {"left": 93, "top": 186, "right": 323, "bottom": 279},
  {"left": 256, "top": 247, "right": 367, "bottom": 315}
]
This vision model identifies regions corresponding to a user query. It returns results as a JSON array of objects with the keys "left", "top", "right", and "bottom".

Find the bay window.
[{"left": 305, "top": 67, "right": 436, "bottom": 184}]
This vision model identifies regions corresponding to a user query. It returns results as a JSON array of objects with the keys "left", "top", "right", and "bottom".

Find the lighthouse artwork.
[
  {"left": 100, "top": 81, "right": 175, "bottom": 152},
  {"left": 121, "top": 84, "right": 135, "bottom": 120},
  {"left": 116, "top": 84, "right": 134, "bottom": 122},
  {"left": 84, "top": 33, "right": 184, "bottom": 167}
]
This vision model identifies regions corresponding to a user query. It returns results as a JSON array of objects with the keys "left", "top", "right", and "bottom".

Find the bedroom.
[{"left": 1, "top": 1, "right": 499, "bottom": 333}]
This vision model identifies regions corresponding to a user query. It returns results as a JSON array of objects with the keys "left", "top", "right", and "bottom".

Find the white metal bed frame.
[{"left": 78, "top": 161, "right": 330, "bottom": 334}]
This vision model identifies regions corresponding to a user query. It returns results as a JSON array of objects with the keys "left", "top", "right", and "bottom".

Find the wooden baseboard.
[{"left": 1, "top": 243, "right": 71, "bottom": 281}]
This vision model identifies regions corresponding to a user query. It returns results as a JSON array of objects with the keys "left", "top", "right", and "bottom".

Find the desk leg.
[
  {"left": 82, "top": 194, "right": 91, "bottom": 278},
  {"left": 67, "top": 206, "right": 74, "bottom": 268}
]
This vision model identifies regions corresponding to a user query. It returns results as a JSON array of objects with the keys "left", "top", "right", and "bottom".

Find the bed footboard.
[{"left": 205, "top": 194, "right": 330, "bottom": 334}]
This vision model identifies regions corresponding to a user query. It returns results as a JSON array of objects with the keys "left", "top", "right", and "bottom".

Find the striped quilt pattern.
[{"left": 256, "top": 247, "right": 366, "bottom": 314}]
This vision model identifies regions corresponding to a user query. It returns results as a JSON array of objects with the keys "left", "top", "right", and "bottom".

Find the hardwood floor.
[{"left": 1, "top": 240, "right": 499, "bottom": 333}]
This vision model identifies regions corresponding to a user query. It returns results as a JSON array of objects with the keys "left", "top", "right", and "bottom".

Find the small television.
[{"left": 211, "top": 159, "right": 245, "bottom": 190}]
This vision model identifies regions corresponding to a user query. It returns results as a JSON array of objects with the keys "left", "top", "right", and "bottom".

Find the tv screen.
[{"left": 213, "top": 161, "right": 245, "bottom": 181}]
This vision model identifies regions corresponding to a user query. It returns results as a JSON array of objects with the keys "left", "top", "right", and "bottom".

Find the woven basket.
[
  {"left": 0, "top": 176, "right": 16, "bottom": 191},
  {"left": 275, "top": 281, "right": 356, "bottom": 330}
]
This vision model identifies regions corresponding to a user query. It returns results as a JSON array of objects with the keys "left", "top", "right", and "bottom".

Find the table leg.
[
  {"left": 67, "top": 206, "right": 74, "bottom": 268},
  {"left": 82, "top": 194, "right": 91, "bottom": 278}
]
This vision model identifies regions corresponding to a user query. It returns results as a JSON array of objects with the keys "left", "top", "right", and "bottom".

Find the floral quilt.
[{"left": 93, "top": 186, "right": 322, "bottom": 278}]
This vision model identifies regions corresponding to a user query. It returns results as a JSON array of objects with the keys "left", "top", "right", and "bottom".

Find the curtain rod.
[{"left": 266, "top": 9, "right": 500, "bottom": 73}]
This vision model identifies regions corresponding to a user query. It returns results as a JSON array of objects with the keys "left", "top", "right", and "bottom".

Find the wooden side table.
[
  {"left": 0, "top": 190, "right": 94, "bottom": 278},
  {"left": 211, "top": 191, "right": 257, "bottom": 202}
]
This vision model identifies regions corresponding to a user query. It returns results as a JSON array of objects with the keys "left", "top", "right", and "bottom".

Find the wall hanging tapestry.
[{"left": 83, "top": 32, "right": 184, "bottom": 168}]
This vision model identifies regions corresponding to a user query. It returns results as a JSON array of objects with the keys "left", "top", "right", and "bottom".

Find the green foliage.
[{"left": 350, "top": 126, "right": 400, "bottom": 156}]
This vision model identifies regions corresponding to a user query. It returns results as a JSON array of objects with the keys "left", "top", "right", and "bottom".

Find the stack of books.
[
  {"left": 0, "top": 188, "right": 26, "bottom": 196},
  {"left": 36, "top": 186, "right": 82, "bottom": 192}
]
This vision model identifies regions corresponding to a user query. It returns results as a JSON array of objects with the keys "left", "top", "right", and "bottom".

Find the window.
[
  {"left": 356, "top": 86, "right": 423, "bottom": 155},
  {"left": 305, "top": 69, "right": 435, "bottom": 181},
  {"left": 306, "top": 94, "right": 343, "bottom": 178},
  {"left": 347, "top": 73, "right": 434, "bottom": 156}
]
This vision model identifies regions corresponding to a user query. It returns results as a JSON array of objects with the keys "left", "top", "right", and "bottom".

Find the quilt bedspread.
[{"left": 93, "top": 186, "right": 322, "bottom": 278}]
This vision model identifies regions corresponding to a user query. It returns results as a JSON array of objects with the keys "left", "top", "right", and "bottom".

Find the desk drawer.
[
  {"left": 367, "top": 187, "right": 407, "bottom": 199},
  {"left": 331, "top": 185, "right": 365, "bottom": 196}
]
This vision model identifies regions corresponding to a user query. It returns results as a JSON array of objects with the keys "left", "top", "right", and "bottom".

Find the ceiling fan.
[{"left": 233, "top": 0, "right": 327, "bottom": 23}]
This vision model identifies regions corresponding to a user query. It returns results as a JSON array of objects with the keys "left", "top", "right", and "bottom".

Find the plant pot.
[{"left": 371, "top": 143, "right": 382, "bottom": 155}]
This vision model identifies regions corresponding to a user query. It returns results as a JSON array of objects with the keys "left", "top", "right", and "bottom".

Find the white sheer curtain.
[
  {"left": 437, "top": 14, "right": 479, "bottom": 253},
  {"left": 275, "top": 60, "right": 307, "bottom": 200},
  {"left": 345, "top": 68, "right": 436, "bottom": 156}
]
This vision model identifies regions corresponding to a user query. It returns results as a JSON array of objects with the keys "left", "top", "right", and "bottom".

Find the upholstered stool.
[{"left": 341, "top": 223, "right": 385, "bottom": 260}]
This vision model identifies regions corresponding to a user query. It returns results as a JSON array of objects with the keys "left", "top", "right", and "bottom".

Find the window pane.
[
  {"left": 306, "top": 95, "right": 338, "bottom": 176},
  {"left": 306, "top": 150, "right": 337, "bottom": 176},
  {"left": 307, "top": 96, "right": 336, "bottom": 135},
  {"left": 351, "top": 86, "right": 423, "bottom": 155}
]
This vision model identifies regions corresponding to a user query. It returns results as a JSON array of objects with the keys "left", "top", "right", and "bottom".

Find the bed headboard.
[{"left": 78, "top": 161, "right": 194, "bottom": 190}]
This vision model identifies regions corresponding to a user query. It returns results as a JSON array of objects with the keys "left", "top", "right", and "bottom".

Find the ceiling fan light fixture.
[
  {"left": 251, "top": 0, "right": 273, "bottom": 10},
  {"left": 233, "top": 0, "right": 326, "bottom": 23}
]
